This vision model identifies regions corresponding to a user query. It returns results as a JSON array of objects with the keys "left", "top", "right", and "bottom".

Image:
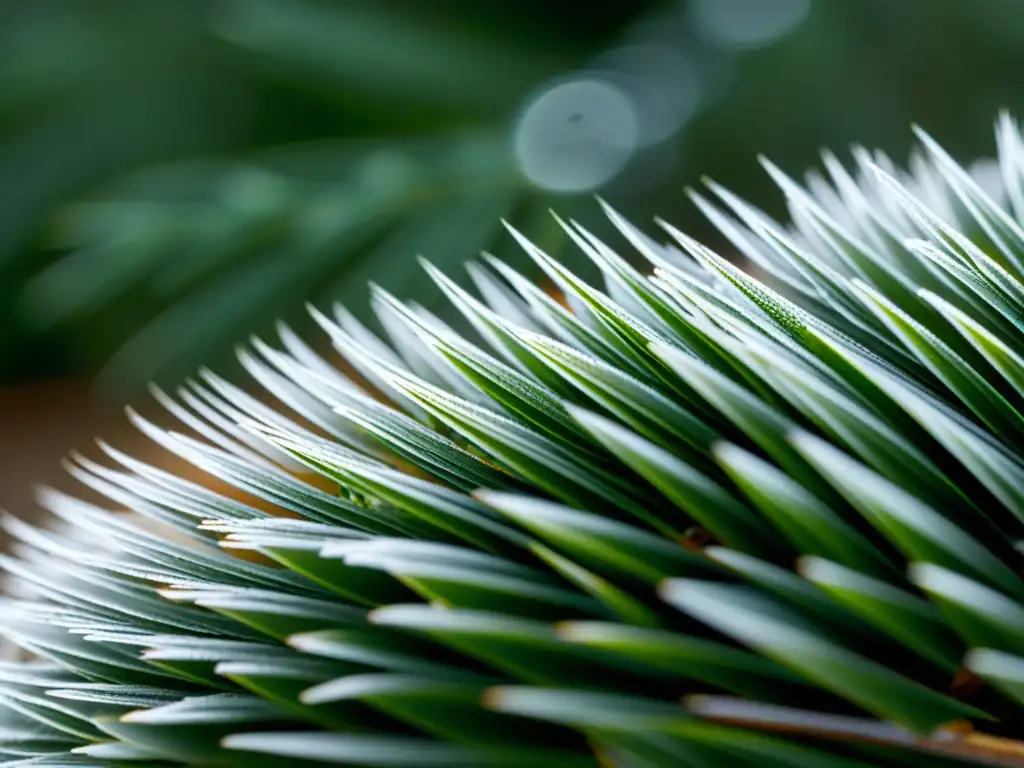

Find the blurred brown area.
[
  {"left": 0, "top": 371, "right": 346, "bottom": 549},
  {"left": 0, "top": 378, "right": 124, "bottom": 520},
  {"left": 0, "top": 378, "right": 210, "bottom": 546}
]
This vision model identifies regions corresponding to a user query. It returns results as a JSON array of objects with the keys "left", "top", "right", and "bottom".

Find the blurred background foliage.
[{"left": 2, "top": 0, "right": 1024, "bottom": 401}]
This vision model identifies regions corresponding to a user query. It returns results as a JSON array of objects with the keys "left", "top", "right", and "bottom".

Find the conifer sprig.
[{"left": 5, "top": 117, "right": 1024, "bottom": 766}]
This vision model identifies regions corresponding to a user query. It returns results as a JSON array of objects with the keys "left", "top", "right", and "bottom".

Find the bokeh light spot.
[
  {"left": 597, "top": 45, "right": 701, "bottom": 146},
  {"left": 693, "top": 0, "right": 811, "bottom": 50},
  {"left": 514, "top": 77, "right": 639, "bottom": 194}
]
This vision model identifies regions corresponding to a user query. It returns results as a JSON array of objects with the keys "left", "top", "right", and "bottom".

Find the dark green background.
[{"left": 1, "top": 0, "right": 1021, "bottom": 398}]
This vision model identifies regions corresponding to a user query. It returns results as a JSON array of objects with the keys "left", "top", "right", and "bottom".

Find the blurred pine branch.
[{"left": 2, "top": 0, "right": 1024, "bottom": 399}]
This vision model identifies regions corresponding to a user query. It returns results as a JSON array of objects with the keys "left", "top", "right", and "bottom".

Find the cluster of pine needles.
[{"left": 7, "top": 117, "right": 1024, "bottom": 766}]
